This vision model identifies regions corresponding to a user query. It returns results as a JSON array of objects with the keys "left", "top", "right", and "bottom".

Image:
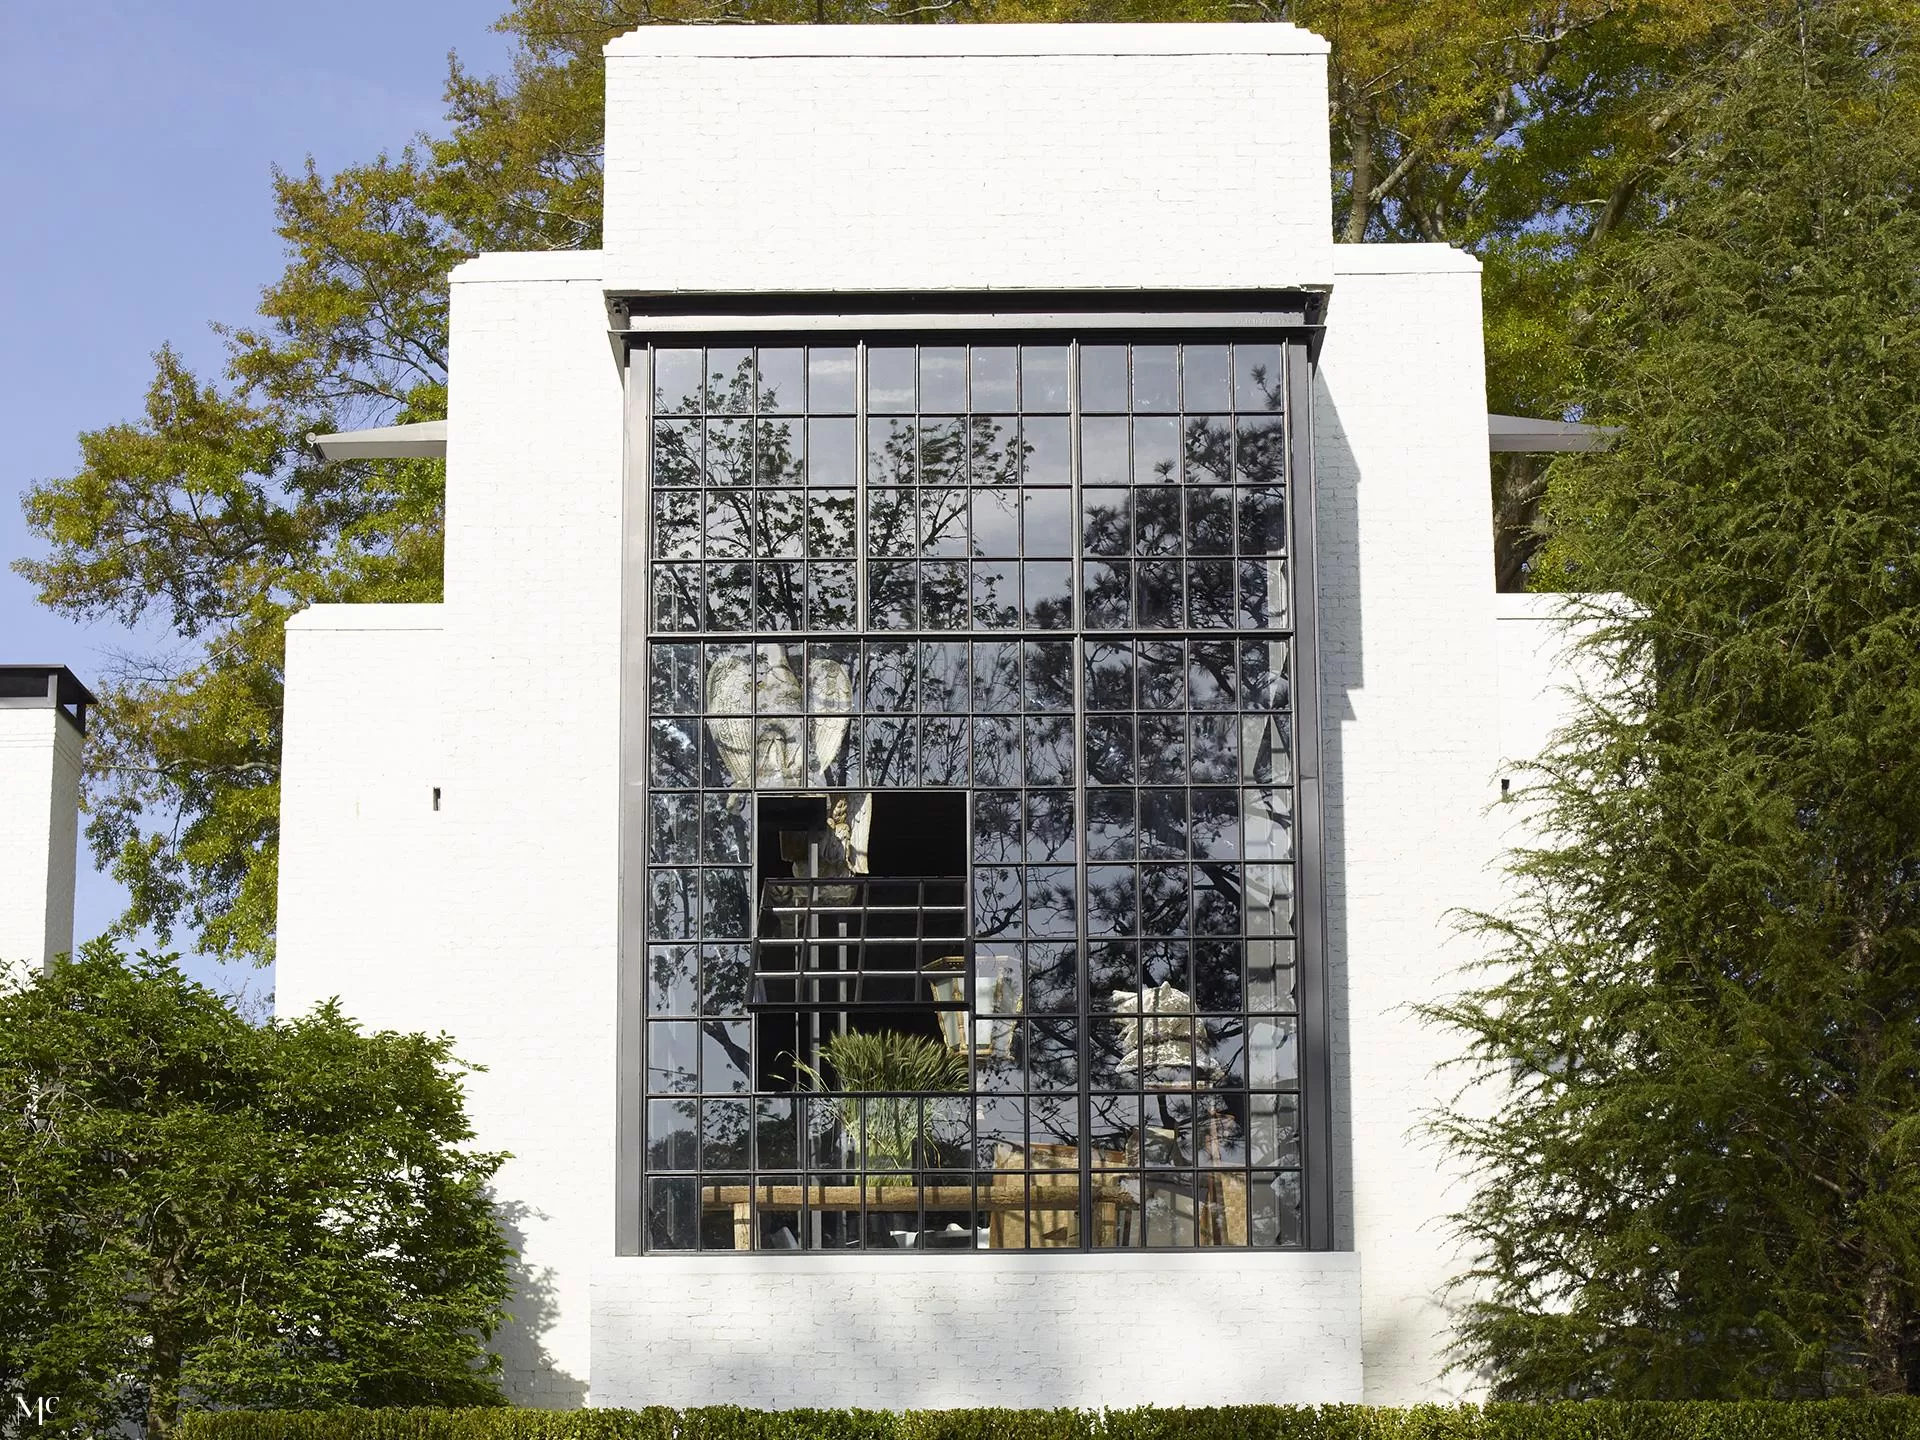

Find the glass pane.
[
  {"left": 973, "top": 561, "right": 1020, "bottom": 629},
  {"left": 1136, "top": 640, "right": 1185, "bottom": 710},
  {"left": 653, "top": 418, "right": 702, "bottom": 486},
  {"left": 1081, "top": 416, "right": 1129, "bottom": 486},
  {"left": 649, "top": 718, "right": 700, "bottom": 788},
  {"left": 1025, "top": 789, "right": 1077, "bottom": 863},
  {"left": 1134, "top": 418, "right": 1180, "bottom": 485},
  {"left": 755, "top": 561, "right": 803, "bottom": 631},
  {"left": 972, "top": 640, "right": 1022, "bottom": 711},
  {"left": 1133, "top": 344, "right": 1178, "bottom": 411},
  {"left": 870, "top": 415, "right": 916, "bottom": 486},
  {"left": 1239, "top": 486, "right": 1287, "bottom": 554},
  {"left": 706, "top": 421, "right": 753, "bottom": 490},
  {"left": 869, "top": 563, "right": 917, "bottom": 629},
  {"left": 973, "top": 865, "right": 1022, "bottom": 938},
  {"left": 807, "top": 418, "right": 856, "bottom": 487},
  {"left": 650, "top": 644, "right": 701, "bottom": 713},
  {"left": 807, "top": 490, "right": 856, "bottom": 557},
  {"left": 706, "top": 346, "right": 753, "bottom": 413},
  {"left": 919, "top": 484, "right": 969, "bottom": 558},
  {"left": 1185, "top": 415, "right": 1233, "bottom": 486},
  {"left": 648, "top": 1098, "right": 697, "bottom": 1169},
  {"left": 1193, "top": 939, "right": 1242, "bottom": 1011},
  {"left": 646, "top": 1020, "right": 699, "bottom": 1092},
  {"left": 1022, "top": 488, "right": 1073, "bottom": 557},
  {"left": 1021, "top": 345, "right": 1071, "bottom": 411},
  {"left": 1024, "top": 561, "right": 1073, "bottom": 630},
  {"left": 756, "top": 489, "right": 804, "bottom": 558},
  {"left": 1247, "top": 940, "right": 1296, "bottom": 1011},
  {"left": 1084, "top": 562, "right": 1131, "bottom": 630},
  {"left": 1187, "top": 485, "right": 1234, "bottom": 555},
  {"left": 1136, "top": 560, "right": 1183, "bottom": 629},
  {"left": 1084, "top": 488, "right": 1133, "bottom": 558},
  {"left": 1244, "top": 787, "right": 1293, "bottom": 861},
  {"left": 649, "top": 791, "right": 698, "bottom": 863},
  {"left": 653, "top": 349, "right": 703, "bottom": 414},
  {"left": 652, "top": 491, "right": 700, "bottom": 559},
  {"left": 922, "top": 716, "right": 968, "bottom": 785},
  {"left": 1189, "top": 714, "right": 1239, "bottom": 783},
  {"left": 922, "top": 562, "right": 969, "bottom": 629},
  {"left": 652, "top": 566, "right": 700, "bottom": 631},
  {"left": 868, "top": 345, "right": 915, "bottom": 412},
  {"left": 971, "top": 346, "right": 1017, "bottom": 409},
  {"left": 1085, "top": 715, "right": 1134, "bottom": 785},
  {"left": 809, "top": 346, "right": 857, "bottom": 412},
  {"left": 647, "top": 1177, "right": 699, "bottom": 1250},
  {"left": 1086, "top": 865, "right": 1137, "bottom": 937},
  {"left": 703, "top": 1097, "right": 751, "bottom": 1169},
  {"left": 1236, "top": 417, "right": 1286, "bottom": 485},
  {"left": 1024, "top": 715, "right": 1074, "bottom": 786},
  {"left": 703, "top": 490, "right": 749, "bottom": 558},
  {"left": 701, "top": 793, "right": 751, "bottom": 863},
  {"left": 973, "top": 717, "right": 1022, "bottom": 787},
  {"left": 760, "top": 420, "right": 806, "bottom": 495},
  {"left": 1022, "top": 416, "right": 1072, "bottom": 484},
  {"left": 755, "top": 1097, "right": 800, "bottom": 1169},
  {"left": 1023, "top": 641, "right": 1073, "bottom": 711},
  {"left": 647, "top": 945, "right": 698, "bottom": 1016},
  {"left": 920, "top": 346, "right": 967, "bottom": 411},
  {"left": 973, "top": 790, "right": 1023, "bottom": 864},
  {"left": 757, "top": 348, "right": 805, "bottom": 413},
  {"left": 1133, "top": 486, "right": 1182, "bottom": 556},
  {"left": 1087, "top": 789, "right": 1136, "bottom": 861},
  {"left": 1234, "top": 343, "right": 1283, "bottom": 413},
  {"left": 1080, "top": 344, "right": 1128, "bottom": 412},
  {"left": 1183, "top": 345, "right": 1231, "bottom": 412},
  {"left": 703, "top": 1019, "right": 753, "bottom": 1092},
  {"left": 867, "top": 487, "right": 916, "bottom": 558},
  {"left": 1191, "top": 789, "right": 1239, "bottom": 860},
  {"left": 1086, "top": 640, "right": 1133, "bottom": 712},
  {"left": 971, "top": 486, "right": 1020, "bottom": 555}
]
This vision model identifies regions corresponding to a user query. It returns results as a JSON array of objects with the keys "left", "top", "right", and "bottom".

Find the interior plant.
[{"left": 792, "top": 1029, "right": 968, "bottom": 1185}]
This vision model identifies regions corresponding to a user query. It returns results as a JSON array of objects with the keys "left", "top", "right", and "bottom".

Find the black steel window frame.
[{"left": 615, "top": 297, "right": 1332, "bottom": 1255}]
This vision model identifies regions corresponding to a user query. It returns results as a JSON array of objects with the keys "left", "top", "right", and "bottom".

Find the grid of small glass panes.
[
  {"left": 646, "top": 342, "right": 1288, "bottom": 634},
  {"left": 640, "top": 339, "right": 1303, "bottom": 1251}
]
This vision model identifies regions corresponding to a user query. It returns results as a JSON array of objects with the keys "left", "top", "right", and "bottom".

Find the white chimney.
[{"left": 0, "top": 665, "right": 92, "bottom": 974}]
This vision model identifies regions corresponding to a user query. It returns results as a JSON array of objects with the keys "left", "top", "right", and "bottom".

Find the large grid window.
[{"left": 636, "top": 339, "right": 1307, "bottom": 1251}]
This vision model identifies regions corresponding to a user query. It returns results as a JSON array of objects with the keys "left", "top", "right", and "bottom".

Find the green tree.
[
  {"left": 1429, "top": 2, "right": 1920, "bottom": 1397},
  {"left": 0, "top": 941, "right": 511, "bottom": 1437}
]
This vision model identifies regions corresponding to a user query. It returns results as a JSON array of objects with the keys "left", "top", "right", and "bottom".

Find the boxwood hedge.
[{"left": 177, "top": 1402, "right": 1920, "bottom": 1440}]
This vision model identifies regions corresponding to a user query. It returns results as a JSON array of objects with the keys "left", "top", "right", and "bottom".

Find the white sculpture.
[{"left": 704, "top": 644, "right": 871, "bottom": 880}]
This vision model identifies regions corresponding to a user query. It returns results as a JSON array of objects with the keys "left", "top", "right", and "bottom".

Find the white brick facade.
[
  {"left": 592, "top": 1253, "right": 1363, "bottom": 1408},
  {"left": 273, "top": 24, "right": 1583, "bottom": 1414},
  {"left": 601, "top": 25, "right": 1333, "bottom": 294}
]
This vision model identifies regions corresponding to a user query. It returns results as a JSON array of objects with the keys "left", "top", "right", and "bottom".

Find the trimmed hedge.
[{"left": 178, "top": 1403, "right": 1920, "bottom": 1440}]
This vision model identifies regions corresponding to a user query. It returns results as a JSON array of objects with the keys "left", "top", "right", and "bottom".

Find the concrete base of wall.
[{"left": 590, "top": 1251, "right": 1363, "bottom": 1408}]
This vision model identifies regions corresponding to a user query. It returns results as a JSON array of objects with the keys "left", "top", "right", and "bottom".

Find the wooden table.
[{"left": 698, "top": 1175, "right": 1245, "bottom": 1249}]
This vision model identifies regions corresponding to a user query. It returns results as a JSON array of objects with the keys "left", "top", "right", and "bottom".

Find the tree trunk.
[
  {"left": 1342, "top": 98, "right": 1373, "bottom": 243},
  {"left": 145, "top": 1315, "right": 182, "bottom": 1440}
]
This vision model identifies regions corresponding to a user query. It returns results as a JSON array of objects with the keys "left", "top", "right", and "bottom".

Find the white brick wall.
[
  {"left": 601, "top": 25, "right": 1333, "bottom": 294},
  {"left": 276, "top": 603, "right": 447, "bottom": 1026},
  {"left": 0, "top": 706, "right": 81, "bottom": 975},
  {"left": 439, "top": 252, "right": 625, "bottom": 1405},
  {"left": 592, "top": 1253, "right": 1363, "bottom": 1408},
  {"left": 1313, "top": 244, "right": 1501, "bottom": 1404}
]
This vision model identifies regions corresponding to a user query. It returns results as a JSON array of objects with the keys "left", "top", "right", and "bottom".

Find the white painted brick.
[{"left": 0, "top": 706, "right": 81, "bottom": 974}]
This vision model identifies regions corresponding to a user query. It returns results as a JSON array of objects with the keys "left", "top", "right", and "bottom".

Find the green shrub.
[{"left": 178, "top": 1401, "right": 1920, "bottom": 1440}]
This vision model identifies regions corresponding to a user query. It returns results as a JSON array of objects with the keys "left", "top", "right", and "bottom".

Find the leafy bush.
[{"left": 179, "top": 1400, "right": 1920, "bottom": 1440}]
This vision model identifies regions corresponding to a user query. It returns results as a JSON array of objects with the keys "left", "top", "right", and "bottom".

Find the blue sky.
[{"left": 0, "top": 2, "right": 514, "bottom": 1000}]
